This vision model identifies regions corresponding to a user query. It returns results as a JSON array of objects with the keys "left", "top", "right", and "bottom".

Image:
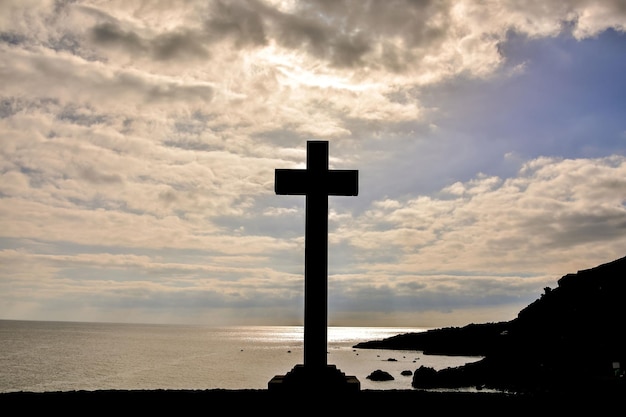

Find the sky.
[{"left": 1, "top": 0, "right": 626, "bottom": 328}]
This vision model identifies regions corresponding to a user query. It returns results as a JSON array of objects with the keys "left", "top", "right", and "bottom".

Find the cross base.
[{"left": 268, "top": 364, "right": 360, "bottom": 392}]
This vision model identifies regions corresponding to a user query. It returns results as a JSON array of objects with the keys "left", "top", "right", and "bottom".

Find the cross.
[{"left": 275, "top": 140, "right": 358, "bottom": 370}]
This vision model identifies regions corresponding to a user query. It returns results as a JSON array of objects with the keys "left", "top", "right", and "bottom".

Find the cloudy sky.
[{"left": 1, "top": 0, "right": 625, "bottom": 328}]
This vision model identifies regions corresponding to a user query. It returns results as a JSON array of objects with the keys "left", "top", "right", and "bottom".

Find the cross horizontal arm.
[
  {"left": 326, "top": 170, "right": 358, "bottom": 196},
  {"left": 275, "top": 169, "right": 309, "bottom": 195},
  {"left": 275, "top": 169, "right": 358, "bottom": 196}
]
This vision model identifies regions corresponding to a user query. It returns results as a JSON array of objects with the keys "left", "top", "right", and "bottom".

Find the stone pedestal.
[{"left": 268, "top": 364, "right": 360, "bottom": 392}]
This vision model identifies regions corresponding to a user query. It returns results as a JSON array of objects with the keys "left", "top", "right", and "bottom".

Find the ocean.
[{"left": 0, "top": 320, "right": 484, "bottom": 392}]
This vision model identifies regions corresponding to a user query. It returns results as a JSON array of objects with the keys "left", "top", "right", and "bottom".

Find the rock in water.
[{"left": 366, "top": 369, "right": 394, "bottom": 381}]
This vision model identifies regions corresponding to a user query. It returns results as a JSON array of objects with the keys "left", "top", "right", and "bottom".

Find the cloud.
[
  {"left": 345, "top": 156, "right": 626, "bottom": 278},
  {"left": 1, "top": 1, "right": 626, "bottom": 326},
  {"left": 571, "top": 0, "right": 626, "bottom": 38},
  {"left": 90, "top": 22, "right": 211, "bottom": 61},
  {"left": 0, "top": 47, "right": 215, "bottom": 111},
  {"left": 2, "top": 154, "right": 625, "bottom": 325},
  {"left": 3, "top": 0, "right": 626, "bottom": 141}
]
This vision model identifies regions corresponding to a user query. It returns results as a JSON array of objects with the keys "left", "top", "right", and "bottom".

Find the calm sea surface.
[{"left": 0, "top": 320, "right": 484, "bottom": 392}]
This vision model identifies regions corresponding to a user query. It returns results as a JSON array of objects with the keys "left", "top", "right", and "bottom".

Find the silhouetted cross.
[{"left": 275, "top": 141, "right": 358, "bottom": 369}]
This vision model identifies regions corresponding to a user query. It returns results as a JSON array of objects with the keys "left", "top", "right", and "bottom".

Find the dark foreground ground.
[{"left": 1, "top": 388, "right": 623, "bottom": 414}]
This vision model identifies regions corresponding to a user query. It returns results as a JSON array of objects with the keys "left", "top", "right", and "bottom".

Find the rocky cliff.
[{"left": 355, "top": 256, "right": 626, "bottom": 393}]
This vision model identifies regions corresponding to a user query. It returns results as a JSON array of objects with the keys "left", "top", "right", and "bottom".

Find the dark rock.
[
  {"left": 366, "top": 370, "right": 394, "bottom": 381},
  {"left": 411, "top": 366, "right": 438, "bottom": 388},
  {"left": 401, "top": 370, "right": 413, "bottom": 376}
]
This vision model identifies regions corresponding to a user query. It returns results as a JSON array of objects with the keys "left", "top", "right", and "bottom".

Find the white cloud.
[{"left": 345, "top": 156, "right": 626, "bottom": 279}]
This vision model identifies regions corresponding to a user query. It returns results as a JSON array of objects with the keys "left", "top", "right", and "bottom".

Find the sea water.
[{"left": 0, "top": 320, "right": 484, "bottom": 392}]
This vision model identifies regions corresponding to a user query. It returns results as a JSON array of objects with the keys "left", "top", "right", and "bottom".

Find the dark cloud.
[
  {"left": 162, "top": 139, "right": 222, "bottom": 152},
  {"left": 0, "top": 97, "right": 24, "bottom": 119},
  {"left": 158, "top": 189, "right": 177, "bottom": 204},
  {"left": 532, "top": 210, "right": 626, "bottom": 249},
  {"left": 90, "top": 22, "right": 210, "bottom": 61},
  {"left": 86, "top": 0, "right": 451, "bottom": 70},
  {"left": 91, "top": 22, "right": 144, "bottom": 52},
  {"left": 205, "top": 0, "right": 269, "bottom": 47},
  {"left": 107, "top": 72, "right": 214, "bottom": 103},
  {"left": 152, "top": 31, "right": 210, "bottom": 60},
  {"left": 272, "top": 11, "right": 371, "bottom": 68},
  {"left": 271, "top": 0, "right": 451, "bottom": 70},
  {"left": 57, "top": 105, "right": 108, "bottom": 126},
  {"left": 0, "top": 31, "right": 27, "bottom": 46},
  {"left": 89, "top": 1, "right": 268, "bottom": 62}
]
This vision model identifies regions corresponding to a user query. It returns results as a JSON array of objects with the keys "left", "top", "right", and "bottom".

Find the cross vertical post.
[
  {"left": 304, "top": 142, "right": 329, "bottom": 368},
  {"left": 274, "top": 141, "right": 358, "bottom": 371}
]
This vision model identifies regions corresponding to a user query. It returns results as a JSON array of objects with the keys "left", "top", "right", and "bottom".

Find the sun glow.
[{"left": 252, "top": 43, "right": 379, "bottom": 92}]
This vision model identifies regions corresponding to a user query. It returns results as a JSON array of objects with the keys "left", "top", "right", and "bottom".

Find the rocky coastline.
[{"left": 354, "top": 255, "right": 626, "bottom": 395}]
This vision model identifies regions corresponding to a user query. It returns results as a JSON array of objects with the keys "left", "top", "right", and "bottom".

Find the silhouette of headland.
[{"left": 355, "top": 255, "right": 626, "bottom": 396}]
